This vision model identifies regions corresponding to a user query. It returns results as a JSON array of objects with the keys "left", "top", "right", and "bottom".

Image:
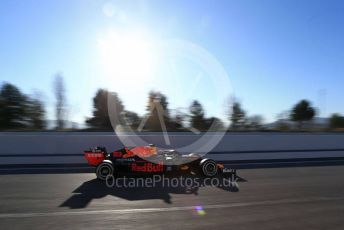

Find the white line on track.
[{"left": 0, "top": 196, "right": 342, "bottom": 219}]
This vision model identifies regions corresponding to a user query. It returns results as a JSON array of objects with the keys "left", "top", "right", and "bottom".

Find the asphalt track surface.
[{"left": 0, "top": 164, "right": 344, "bottom": 230}]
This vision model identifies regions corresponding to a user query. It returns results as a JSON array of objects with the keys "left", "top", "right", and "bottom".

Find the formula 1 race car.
[{"left": 84, "top": 144, "right": 236, "bottom": 180}]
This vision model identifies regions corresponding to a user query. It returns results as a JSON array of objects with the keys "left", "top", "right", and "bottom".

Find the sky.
[{"left": 0, "top": 0, "right": 343, "bottom": 126}]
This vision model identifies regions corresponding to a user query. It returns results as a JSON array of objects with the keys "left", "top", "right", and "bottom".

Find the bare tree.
[
  {"left": 189, "top": 100, "right": 207, "bottom": 131},
  {"left": 230, "top": 101, "right": 246, "bottom": 130},
  {"left": 53, "top": 74, "right": 66, "bottom": 130}
]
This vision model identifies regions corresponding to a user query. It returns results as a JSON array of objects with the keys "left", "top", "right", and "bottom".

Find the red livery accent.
[
  {"left": 113, "top": 151, "right": 123, "bottom": 157},
  {"left": 131, "top": 162, "right": 164, "bottom": 172},
  {"left": 84, "top": 152, "right": 105, "bottom": 166},
  {"left": 123, "top": 147, "right": 135, "bottom": 158}
]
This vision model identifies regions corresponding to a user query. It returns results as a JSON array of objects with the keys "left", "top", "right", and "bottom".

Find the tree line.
[
  {"left": 85, "top": 89, "right": 224, "bottom": 131},
  {"left": 1, "top": 79, "right": 344, "bottom": 131},
  {"left": 0, "top": 83, "right": 45, "bottom": 130}
]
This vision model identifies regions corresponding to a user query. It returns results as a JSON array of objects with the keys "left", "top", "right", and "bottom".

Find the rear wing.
[{"left": 84, "top": 147, "right": 107, "bottom": 166}]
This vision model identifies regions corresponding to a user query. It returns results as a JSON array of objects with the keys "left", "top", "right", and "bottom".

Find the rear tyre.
[
  {"left": 96, "top": 160, "right": 114, "bottom": 181},
  {"left": 200, "top": 159, "right": 218, "bottom": 177}
]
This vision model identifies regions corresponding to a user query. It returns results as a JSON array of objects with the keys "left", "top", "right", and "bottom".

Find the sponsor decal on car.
[
  {"left": 131, "top": 162, "right": 164, "bottom": 172},
  {"left": 116, "top": 158, "right": 135, "bottom": 162}
]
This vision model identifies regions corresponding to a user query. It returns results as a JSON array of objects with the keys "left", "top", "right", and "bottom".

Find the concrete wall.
[{"left": 1, "top": 132, "right": 344, "bottom": 165}]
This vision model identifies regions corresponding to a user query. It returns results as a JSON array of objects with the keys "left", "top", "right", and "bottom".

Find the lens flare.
[{"left": 195, "top": 205, "right": 206, "bottom": 216}]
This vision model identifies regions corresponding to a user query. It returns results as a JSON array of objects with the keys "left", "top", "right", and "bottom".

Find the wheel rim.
[
  {"left": 203, "top": 161, "right": 217, "bottom": 176},
  {"left": 97, "top": 164, "right": 113, "bottom": 180}
]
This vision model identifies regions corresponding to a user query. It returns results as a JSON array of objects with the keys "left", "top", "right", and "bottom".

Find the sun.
[{"left": 97, "top": 30, "right": 156, "bottom": 86}]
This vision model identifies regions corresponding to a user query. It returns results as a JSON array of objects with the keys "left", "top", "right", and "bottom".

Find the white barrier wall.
[{"left": 0, "top": 132, "right": 344, "bottom": 164}]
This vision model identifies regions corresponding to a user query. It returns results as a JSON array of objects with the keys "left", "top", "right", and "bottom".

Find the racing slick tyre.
[
  {"left": 200, "top": 159, "right": 218, "bottom": 177},
  {"left": 96, "top": 160, "right": 114, "bottom": 181}
]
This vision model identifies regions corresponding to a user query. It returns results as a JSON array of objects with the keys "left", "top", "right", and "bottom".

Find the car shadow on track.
[{"left": 60, "top": 174, "right": 247, "bottom": 209}]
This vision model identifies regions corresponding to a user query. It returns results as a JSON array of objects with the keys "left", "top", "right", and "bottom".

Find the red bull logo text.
[{"left": 131, "top": 162, "right": 163, "bottom": 172}]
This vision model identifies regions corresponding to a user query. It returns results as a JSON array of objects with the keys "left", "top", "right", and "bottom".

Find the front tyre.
[
  {"left": 96, "top": 160, "right": 114, "bottom": 181},
  {"left": 200, "top": 159, "right": 218, "bottom": 177}
]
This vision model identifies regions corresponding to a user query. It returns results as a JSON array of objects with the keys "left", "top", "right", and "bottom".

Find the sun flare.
[{"left": 97, "top": 30, "right": 156, "bottom": 85}]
